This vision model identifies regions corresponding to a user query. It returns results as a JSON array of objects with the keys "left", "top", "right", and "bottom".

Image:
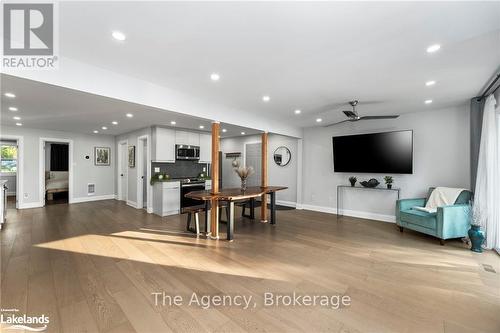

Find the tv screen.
[{"left": 332, "top": 130, "right": 413, "bottom": 174}]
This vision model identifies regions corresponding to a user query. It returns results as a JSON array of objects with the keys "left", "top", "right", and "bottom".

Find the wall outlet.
[
  {"left": 154, "top": 167, "right": 160, "bottom": 173},
  {"left": 24, "top": 193, "right": 29, "bottom": 199},
  {"left": 202, "top": 167, "right": 206, "bottom": 172}
]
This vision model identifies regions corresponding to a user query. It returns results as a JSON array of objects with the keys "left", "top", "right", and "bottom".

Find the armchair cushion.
[{"left": 400, "top": 209, "right": 437, "bottom": 230}]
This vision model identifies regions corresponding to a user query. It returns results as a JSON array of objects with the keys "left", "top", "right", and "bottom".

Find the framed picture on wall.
[
  {"left": 128, "top": 146, "right": 135, "bottom": 168},
  {"left": 94, "top": 147, "right": 111, "bottom": 166}
]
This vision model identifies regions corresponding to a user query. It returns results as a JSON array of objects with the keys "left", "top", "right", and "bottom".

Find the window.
[{"left": 1, "top": 144, "right": 17, "bottom": 174}]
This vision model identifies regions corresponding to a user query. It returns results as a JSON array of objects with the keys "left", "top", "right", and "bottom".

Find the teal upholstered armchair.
[{"left": 396, "top": 188, "right": 472, "bottom": 245}]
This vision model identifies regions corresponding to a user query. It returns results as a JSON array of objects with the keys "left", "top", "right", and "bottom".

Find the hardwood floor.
[{"left": 1, "top": 200, "right": 499, "bottom": 333}]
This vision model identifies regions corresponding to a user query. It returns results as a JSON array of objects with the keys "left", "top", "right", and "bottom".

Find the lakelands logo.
[
  {"left": 2, "top": 2, "right": 58, "bottom": 69},
  {"left": 0, "top": 310, "right": 49, "bottom": 331}
]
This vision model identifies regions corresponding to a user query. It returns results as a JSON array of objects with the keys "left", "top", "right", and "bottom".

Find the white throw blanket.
[{"left": 413, "top": 187, "right": 466, "bottom": 213}]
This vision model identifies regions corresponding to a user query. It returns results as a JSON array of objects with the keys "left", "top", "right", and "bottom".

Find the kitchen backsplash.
[{"left": 152, "top": 160, "right": 210, "bottom": 179}]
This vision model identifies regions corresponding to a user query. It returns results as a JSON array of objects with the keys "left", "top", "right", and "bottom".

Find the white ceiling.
[
  {"left": 2, "top": 2, "right": 500, "bottom": 133},
  {"left": 57, "top": 1, "right": 500, "bottom": 125},
  {"left": 0, "top": 75, "right": 261, "bottom": 137}
]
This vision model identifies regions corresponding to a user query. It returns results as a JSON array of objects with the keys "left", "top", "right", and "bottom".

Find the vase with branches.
[{"left": 233, "top": 160, "right": 254, "bottom": 191}]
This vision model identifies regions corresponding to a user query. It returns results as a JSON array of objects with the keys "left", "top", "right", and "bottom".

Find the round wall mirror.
[{"left": 273, "top": 146, "right": 291, "bottom": 166}]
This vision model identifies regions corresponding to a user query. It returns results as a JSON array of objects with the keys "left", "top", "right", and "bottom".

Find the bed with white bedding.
[{"left": 46, "top": 171, "right": 68, "bottom": 200}]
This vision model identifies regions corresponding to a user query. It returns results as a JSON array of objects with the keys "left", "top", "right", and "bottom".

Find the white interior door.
[
  {"left": 119, "top": 143, "right": 128, "bottom": 201},
  {"left": 245, "top": 143, "right": 261, "bottom": 187},
  {"left": 142, "top": 140, "right": 147, "bottom": 208}
]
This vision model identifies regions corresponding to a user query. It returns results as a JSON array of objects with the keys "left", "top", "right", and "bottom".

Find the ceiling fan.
[{"left": 324, "top": 100, "right": 399, "bottom": 127}]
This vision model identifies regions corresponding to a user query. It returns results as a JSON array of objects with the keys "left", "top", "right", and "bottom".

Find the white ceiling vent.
[{"left": 87, "top": 183, "right": 95, "bottom": 195}]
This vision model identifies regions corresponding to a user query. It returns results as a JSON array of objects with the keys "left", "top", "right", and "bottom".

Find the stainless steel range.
[{"left": 177, "top": 178, "right": 206, "bottom": 209}]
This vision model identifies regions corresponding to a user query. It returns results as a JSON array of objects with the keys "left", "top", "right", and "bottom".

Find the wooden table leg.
[
  {"left": 250, "top": 198, "right": 255, "bottom": 219},
  {"left": 227, "top": 201, "right": 234, "bottom": 241},
  {"left": 270, "top": 192, "right": 276, "bottom": 225},
  {"left": 204, "top": 200, "right": 210, "bottom": 237}
]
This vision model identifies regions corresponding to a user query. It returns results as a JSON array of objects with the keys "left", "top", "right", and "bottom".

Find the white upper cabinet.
[
  {"left": 199, "top": 133, "right": 212, "bottom": 164},
  {"left": 175, "top": 131, "right": 189, "bottom": 145},
  {"left": 153, "top": 127, "right": 175, "bottom": 163},
  {"left": 175, "top": 131, "right": 200, "bottom": 146},
  {"left": 188, "top": 132, "right": 200, "bottom": 146}
]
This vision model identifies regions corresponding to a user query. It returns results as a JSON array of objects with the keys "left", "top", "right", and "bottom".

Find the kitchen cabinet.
[
  {"left": 199, "top": 134, "right": 212, "bottom": 164},
  {"left": 152, "top": 127, "right": 175, "bottom": 163},
  {"left": 175, "top": 131, "right": 200, "bottom": 146},
  {"left": 153, "top": 181, "right": 180, "bottom": 216}
]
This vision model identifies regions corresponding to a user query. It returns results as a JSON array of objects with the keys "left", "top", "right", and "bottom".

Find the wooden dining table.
[{"left": 185, "top": 186, "right": 288, "bottom": 240}]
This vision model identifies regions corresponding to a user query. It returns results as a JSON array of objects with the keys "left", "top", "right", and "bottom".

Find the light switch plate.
[{"left": 154, "top": 167, "right": 160, "bottom": 173}]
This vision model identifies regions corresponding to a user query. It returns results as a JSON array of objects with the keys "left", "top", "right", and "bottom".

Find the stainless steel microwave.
[{"left": 176, "top": 144, "right": 200, "bottom": 160}]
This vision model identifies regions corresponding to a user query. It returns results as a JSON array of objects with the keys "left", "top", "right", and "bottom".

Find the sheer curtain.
[{"left": 473, "top": 94, "right": 500, "bottom": 249}]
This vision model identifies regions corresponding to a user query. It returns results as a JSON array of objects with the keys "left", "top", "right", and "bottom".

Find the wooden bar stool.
[
  {"left": 184, "top": 205, "right": 205, "bottom": 236},
  {"left": 236, "top": 198, "right": 255, "bottom": 219}
]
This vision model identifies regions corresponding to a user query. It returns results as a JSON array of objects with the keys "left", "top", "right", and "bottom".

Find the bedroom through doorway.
[{"left": 43, "top": 141, "right": 70, "bottom": 205}]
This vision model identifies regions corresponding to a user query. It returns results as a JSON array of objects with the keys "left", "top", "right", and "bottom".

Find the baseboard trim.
[
  {"left": 126, "top": 200, "right": 137, "bottom": 208},
  {"left": 19, "top": 202, "right": 43, "bottom": 209},
  {"left": 72, "top": 194, "right": 116, "bottom": 204},
  {"left": 300, "top": 204, "right": 395, "bottom": 223},
  {"left": 276, "top": 200, "right": 297, "bottom": 208}
]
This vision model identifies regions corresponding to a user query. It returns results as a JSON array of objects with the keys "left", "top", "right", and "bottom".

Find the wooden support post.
[
  {"left": 261, "top": 132, "right": 268, "bottom": 222},
  {"left": 210, "top": 122, "right": 220, "bottom": 239}
]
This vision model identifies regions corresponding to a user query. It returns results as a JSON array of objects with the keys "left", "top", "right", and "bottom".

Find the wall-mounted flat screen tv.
[{"left": 332, "top": 130, "right": 413, "bottom": 174}]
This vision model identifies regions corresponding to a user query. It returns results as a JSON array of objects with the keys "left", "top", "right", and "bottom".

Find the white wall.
[
  {"left": 115, "top": 127, "right": 151, "bottom": 206},
  {"left": 220, "top": 133, "right": 299, "bottom": 204},
  {"left": 301, "top": 105, "right": 470, "bottom": 221},
  {"left": 0, "top": 126, "right": 116, "bottom": 207}
]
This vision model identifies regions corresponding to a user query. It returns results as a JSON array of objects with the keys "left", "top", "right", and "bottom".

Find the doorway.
[
  {"left": 137, "top": 135, "right": 150, "bottom": 211},
  {"left": 39, "top": 138, "right": 73, "bottom": 206},
  {"left": 244, "top": 142, "right": 262, "bottom": 187},
  {"left": 117, "top": 140, "right": 128, "bottom": 201},
  {"left": 0, "top": 136, "right": 23, "bottom": 210}
]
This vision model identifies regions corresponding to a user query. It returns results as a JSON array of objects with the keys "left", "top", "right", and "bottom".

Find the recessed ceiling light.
[
  {"left": 8, "top": 107, "right": 18, "bottom": 111},
  {"left": 294, "top": 109, "right": 301, "bottom": 115},
  {"left": 4, "top": 92, "right": 15, "bottom": 98},
  {"left": 425, "top": 99, "right": 433, "bottom": 104},
  {"left": 426, "top": 44, "right": 440, "bottom": 53},
  {"left": 170, "top": 121, "right": 176, "bottom": 125},
  {"left": 93, "top": 130, "right": 99, "bottom": 134},
  {"left": 15, "top": 123, "right": 22, "bottom": 126},
  {"left": 425, "top": 80, "right": 436, "bottom": 86},
  {"left": 13, "top": 116, "right": 21, "bottom": 120},
  {"left": 241, "top": 131, "right": 246, "bottom": 135},
  {"left": 126, "top": 113, "right": 133, "bottom": 118},
  {"left": 316, "top": 118, "right": 323, "bottom": 123},
  {"left": 112, "top": 30, "right": 126, "bottom": 41},
  {"left": 210, "top": 73, "right": 220, "bottom": 81},
  {"left": 111, "top": 121, "right": 118, "bottom": 125},
  {"left": 102, "top": 126, "right": 108, "bottom": 130},
  {"left": 262, "top": 95, "right": 270, "bottom": 102},
  {"left": 199, "top": 125, "right": 205, "bottom": 129},
  {"left": 222, "top": 128, "right": 227, "bottom": 133}
]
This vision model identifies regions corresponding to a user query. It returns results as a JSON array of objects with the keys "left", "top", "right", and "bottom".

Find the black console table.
[{"left": 336, "top": 185, "right": 400, "bottom": 218}]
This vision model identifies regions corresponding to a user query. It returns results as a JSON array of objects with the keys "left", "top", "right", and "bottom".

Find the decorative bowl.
[{"left": 360, "top": 178, "right": 380, "bottom": 188}]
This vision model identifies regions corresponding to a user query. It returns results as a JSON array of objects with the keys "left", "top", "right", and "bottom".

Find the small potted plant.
[
  {"left": 348, "top": 176, "right": 357, "bottom": 187},
  {"left": 384, "top": 176, "right": 393, "bottom": 189}
]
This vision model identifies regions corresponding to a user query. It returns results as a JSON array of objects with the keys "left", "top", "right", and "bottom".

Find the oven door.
[{"left": 181, "top": 183, "right": 205, "bottom": 208}]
